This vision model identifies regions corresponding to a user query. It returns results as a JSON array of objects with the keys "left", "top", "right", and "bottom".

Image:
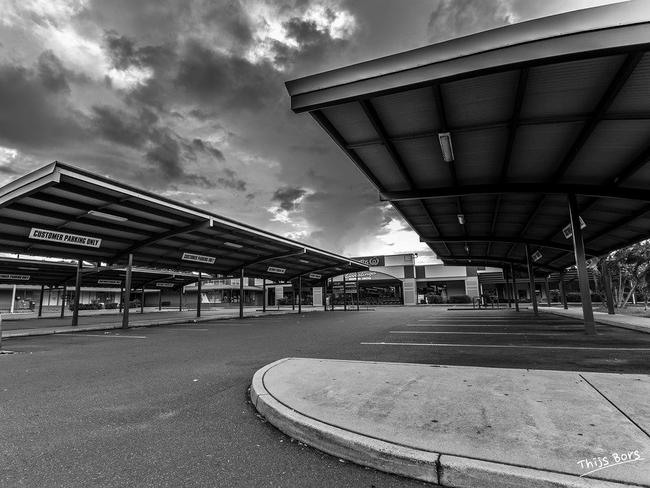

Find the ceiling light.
[
  {"left": 457, "top": 214, "right": 465, "bottom": 225},
  {"left": 223, "top": 241, "right": 243, "bottom": 249},
  {"left": 438, "top": 132, "right": 454, "bottom": 163},
  {"left": 299, "top": 259, "right": 310, "bottom": 264},
  {"left": 88, "top": 210, "right": 128, "bottom": 222},
  {"left": 18, "top": 266, "right": 40, "bottom": 270},
  {"left": 464, "top": 244, "right": 470, "bottom": 254}
]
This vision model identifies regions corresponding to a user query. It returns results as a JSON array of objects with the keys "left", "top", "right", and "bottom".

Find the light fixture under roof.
[
  {"left": 88, "top": 210, "right": 128, "bottom": 222},
  {"left": 438, "top": 132, "right": 454, "bottom": 163},
  {"left": 457, "top": 214, "right": 465, "bottom": 225},
  {"left": 223, "top": 241, "right": 243, "bottom": 249},
  {"left": 18, "top": 266, "right": 39, "bottom": 271},
  {"left": 298, "top": 259, "right": 310, "bottom": 264},
  {"left": 464, "top": 244, "right": 470, "bottom": 254}
]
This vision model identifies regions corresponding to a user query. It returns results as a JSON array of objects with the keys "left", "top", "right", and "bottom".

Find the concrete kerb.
[
  {"left": 250, "top": 358, "right": 441, "bottom": 484},
  {"left": 250, "top": 359, "right": 643, "bottom": 488},
  {"left": 542, "top": 308, "right": 650, "bottom": 335}
]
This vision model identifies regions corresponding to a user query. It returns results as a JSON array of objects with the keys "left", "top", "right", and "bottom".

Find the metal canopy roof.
[
  {"left": 0, "top": 162, "right": 366, "bottom": 282},
  {"left": 286, "top": 1, "right": 650, "bottom": 276},
  {"left": 0, "top": 257, "right": 201, "bottom": 290}
]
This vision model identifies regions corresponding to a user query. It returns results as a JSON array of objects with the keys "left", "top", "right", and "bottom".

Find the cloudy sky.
[{"left": 0, "top": 0, "right": 626, "bottom": 260}]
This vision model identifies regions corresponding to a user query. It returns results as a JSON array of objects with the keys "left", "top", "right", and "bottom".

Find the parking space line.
[
  {"left": 165, "top": 328, "right": 208, "bottom": 331},
  {"left": 404, "top": 324, "right": 577, "bottom": 328},
  {"left": 361, "top": 342, "right": 650, "bottom": 350},
  {"left": 390, "top": 331, "right": 576, "bottom": 335},
  {"left": 68, "top": 334, "right": 147, "bottom": 339}
]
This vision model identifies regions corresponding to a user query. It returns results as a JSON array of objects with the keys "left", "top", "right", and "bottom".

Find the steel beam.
[
  {"left": 122, "top": 253, "right": 133, "bottom": 329},
  {"left": 525, "top": 245, "right": 539, "bottom": 315},
  {"left": 568, "top": 194, "right": 596, "bottom": 334},
  {"left": 71, "top": 259, "right": 82, "bottom": 326}
]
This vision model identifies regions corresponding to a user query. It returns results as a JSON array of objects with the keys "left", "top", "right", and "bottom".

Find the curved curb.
[{"left": 250, "top": 359, "right": 643, "bottom": 488}]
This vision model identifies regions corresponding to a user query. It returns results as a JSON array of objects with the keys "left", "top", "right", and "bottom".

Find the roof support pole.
[
  {"left": 10, "top": 285, "right": 17, "bottom": 313},
  {"left": 504, "top": 267, "right": 512, "bottom": 308},
  {"left": 196, "top": 271, "right": 202, "bottom": 318},
  {"left": 356, "top": 272, "right": 360, "bottom": 311},
  {"left": 298, "top": 275, "right": 302, "bottom": 314},
  {"left": 179, "top": 287, "right": 183, "bottom": 312},
  {"left": 560, "top": 273, "right": 568, "bottom": 310},
  {"left": 568, "top": 193, "right": 596, "bottom": 335},
  {"left": 71, "top": 258, "right": 83, "bottom": 326},
  {"left": 292, "top": 283, "right": 295, "bottom": 311},
  {"left": 601, "top": 260, "right": 615, "bottom": 315},
  {"left": 158, "top": 289, "right": 162, "bottom": 311},
  {"left": 343, "top": 273, "right": 347, "bottom": 311},
  {"left": 119, "top": 286, "right": 123, "bottom": 313},
  {"left": 60, "top": 285, "right": 66, "bottom": 318},
  {"left": 262, "top": 278, "right": 267, "bottom": 312},
  {"left": 510, "top": 264, "right": 519, "bottom": 312},
  {"left": 38, "top": 284, "right": 44, "bottom": 318},
  {"left": 323, "top": 279, "right": 328, "bottom": 312},
  {"left": 140, "top": 288, "right": 144, "bottom": 314},
  {"left": 525, "top": 245, "right": 539, "bottom": 315},
  {"left": 239, "top": 268, "right": 244, "bottom": 319},
  {"left": 545, "top": 277, "right": 552, "bottom": 307},
  {"left": 122, "top": 253, "right": 133, "bottom": 329}
]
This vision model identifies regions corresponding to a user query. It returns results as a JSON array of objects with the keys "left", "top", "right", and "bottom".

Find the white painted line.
[
  {"left": 405, "top": 324, "right": 578, "bottom": 328},
  {"left": 68, "top": 334, "right": 147, "bottom": 339},
  {"left": 361, "top": 342, "right": 650, "bottom": 351},
  {"left": 390, "top": 331, "right": 575, "bottom": 336},
  {"left": 165, "top": 328, "right": 208, "bottom": 331}
]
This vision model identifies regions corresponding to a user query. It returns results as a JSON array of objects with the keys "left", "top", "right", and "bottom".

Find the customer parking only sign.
[{"left": 29, "top": 228, "right": 102, "bottom": 248}]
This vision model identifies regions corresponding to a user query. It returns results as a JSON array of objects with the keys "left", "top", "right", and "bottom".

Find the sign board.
[
  {"left": 29, "top": 228, "right": 102, "bottom": 248},
  {"left": 0, "top": 274, "right": 30, "bottom": 281},
  {"left": 267, "top": 266, "right": 286, "bottom": 274},
  {"left": 531, "top": 250, "right": 543, "bottom": 262},
  {"left": 181, "top": 252, "right": 216, "bottom": 264},
  {"left": 98, "top": 279, "right": 121, "bottom": 285},
  {"left": 156, "top": 282, "right": 175, "bottom": 288},
  {"left": 308, "top": 273, "right": 322, "bottom": 279},
  {"left": 562, "top": 217, "right": 586, "bottom": 239},
  {"left": 352, "top": 256, "right": 385, "bottom": 267}
]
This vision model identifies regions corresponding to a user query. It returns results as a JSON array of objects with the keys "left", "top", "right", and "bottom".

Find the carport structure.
[
  {"left": 0, "top": 256, "right": 201, "bottom": 317},
  {"left": 0, "top": 162, "right": 367, "bottom": 328},
  {"left": 287, "top": 1, "right": 650, "bottom": 334}
]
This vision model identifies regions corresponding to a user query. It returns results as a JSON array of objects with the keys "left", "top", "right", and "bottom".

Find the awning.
[{"left": 286, "top": 0, "right": 650, "bottom": 276}]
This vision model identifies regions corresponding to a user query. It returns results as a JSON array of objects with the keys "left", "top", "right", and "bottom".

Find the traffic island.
[{"left": 251, "top": 358, "right": 650, "bottom": 487}]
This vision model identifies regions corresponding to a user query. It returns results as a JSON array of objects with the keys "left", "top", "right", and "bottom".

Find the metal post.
[
  {"left": 356, "top": 272, "right": 360, "bottom": 311},
  {"left": 196, "top": 271, "right": 202, "bottom": 318},
  {"left": 298, "top": 275, "right": 302, "bottom": 314},
  {"left": 10, "top": 284, "right": 16, "bottom": 313},
  {"left": 239, "top": 268, "right": 244, "bottom": 319},
  {"left": 38, "top": 284, "right": 45, "bottom": 318},
  {"left": 601, "top": 261, "right": 615, "bottom": 315},
  {"left": 510, "top": 264, "right": 519, "bottom": 312},
  {"left": 119, "top": 286, "right": 123, "bottom": 313},
  {"left": 560, "top": 273, "right": 568, "bottom": 309},
  {"left": 71, "top": 258, "right": 83, "bottom": 326},
  {"left": 545, "top": 277, "right": 552, "bottom": 307},
  {"left": 122, "top": 253, "right": 133, "bottom": 329},
  {"left": 262, "top": 278, "right": 266, "bottom": 312},
  {"left": 158, "top": 289, "right": 162, "bottom": 311},
  {"left": 179, "top": 287, "right": 183, "bottom": 311},
  {"left": 140, "top": 287, "right": 145, "bottom": 314},
  {"left": 568, "top": 193, "right": 596, "bottom": 335},
  {"left": 323, "top": 279, "right": 328, "bottom": 311},
  {"left": 60, "top": 285, "right": 66, "bottom": 318},
  {"left": 525, "top": 244, "right": 539, "bottom": 315},
  {"left": 504, "top": 267, "right": 512, "bottom": 308},
  {"left": 343, "top": 273, "right": 347, "bottom": 311}
]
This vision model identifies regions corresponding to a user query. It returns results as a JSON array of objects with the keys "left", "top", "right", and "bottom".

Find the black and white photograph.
[{"left": 0, "top": 0, "right": 649, "bottom": 486}]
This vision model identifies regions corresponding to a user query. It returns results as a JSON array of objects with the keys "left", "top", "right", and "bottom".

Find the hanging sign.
[
  {"left": 98, "top": 279, "right": 121, "bottom": 285},
  {"left": 156, "top": 282, "right": 175, "bottom": 288},
  {"left": 308, "top": 273, "right": 322, "bottom": 279},
  {"left": 181, "top": 252, "right": 216, "bottom": 264},
  {"left": 29, "top": 228, "right": 102, "bottom": 248},
  {"left": 531, "top": 250, "right": 543, "bottom": 262},
  {"left": 267, "top": 266, "right": 286, "bottom": 274},
  {"left": 562, "top": 217, "right": 586, "bottom": 239},
  {"left": 0, "top": 273, "right": 30, "bottom": 281}
]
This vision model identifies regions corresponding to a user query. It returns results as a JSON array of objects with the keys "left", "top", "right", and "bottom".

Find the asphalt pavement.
[{"left": 1, "top": 307, "right": 649, "bottom": 487}]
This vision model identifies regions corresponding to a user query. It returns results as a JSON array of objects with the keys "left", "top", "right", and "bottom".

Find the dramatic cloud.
[{"left": 272, "top": 186, "right": 307, "bottom": 211}]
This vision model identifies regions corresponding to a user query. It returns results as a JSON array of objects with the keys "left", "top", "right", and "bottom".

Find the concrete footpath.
[
  {"left": 0, "top": 306, "right": 321, "bottom": 340},
  {"left": 251, "top": 358, "right": 650, "bottom": 488},
  {"left": 543, "top": 307, "right": 650, "bottom": 334}
]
